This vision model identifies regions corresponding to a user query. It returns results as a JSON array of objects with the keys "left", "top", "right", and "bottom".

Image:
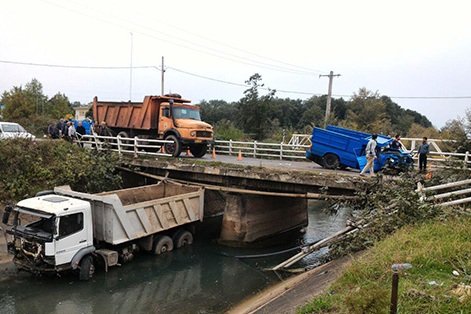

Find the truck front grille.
[{"left": 196, "top": 131, "right": 212, "bottom": 138}]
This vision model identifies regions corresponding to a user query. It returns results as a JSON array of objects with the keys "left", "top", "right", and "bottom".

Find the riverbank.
[{"left": 227, "top": 253, "right": 358, "bottom": 314}]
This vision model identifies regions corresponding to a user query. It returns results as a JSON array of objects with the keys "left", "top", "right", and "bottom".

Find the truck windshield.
[
  {"left": 172, "top": 107, "right": 201, "bottom": 120},
  {"left": 12, "top": 207, "right": 55, "bottom": 239}
]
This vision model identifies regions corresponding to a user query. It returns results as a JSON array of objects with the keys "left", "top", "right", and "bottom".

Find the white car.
[{"left": 0, "top": 122, "right": 36, "bottom": 140}]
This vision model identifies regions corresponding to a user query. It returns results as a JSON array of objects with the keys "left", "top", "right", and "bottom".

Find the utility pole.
[
  {"left": 319, "top": 71, "right": 341, "bottom": 128},
  {"left": 161, "top": 56, "right": 165, "bottom": 95},
  {"left": 129, "top": 32, "right": 133, "bottom": 101}
]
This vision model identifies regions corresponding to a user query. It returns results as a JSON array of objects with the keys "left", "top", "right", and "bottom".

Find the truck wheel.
[
  {"left": 190, "top": 144, "right": 207, "bottom": 158},
  {"left": 172, "top": 230, "right": 193, "bottom": 248},
  {"left": 79, "top": 255, "right": 95, "bottom": 281},
  {"left": 153, "top": 235, "right": 174, "bottom": 255},
  {"left": 322, "top": 153, "right": 340, "bottom": 169},
  {"left": 164, "top": 135, "right": 182, "bottom": 157}
]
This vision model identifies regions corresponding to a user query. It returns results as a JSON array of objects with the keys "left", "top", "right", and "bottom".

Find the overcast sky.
[{"left": 1, "top": 0, "right": 470, "bottom": 128}]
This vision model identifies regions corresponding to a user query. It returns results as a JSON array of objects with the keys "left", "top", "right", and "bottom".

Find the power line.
[
  {"left": 2, "top": 59, "right": 471, "bottom": 100},
  {"left": 39, "top": 0, "right": 323, "bottom": 76}
]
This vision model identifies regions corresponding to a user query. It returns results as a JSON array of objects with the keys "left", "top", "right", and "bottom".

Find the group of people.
[
  {"left": 48, "top": 119, "right": 87, "bottom": 142},
  {"left": 360, "top": 133, "right": 430, "bottom": 176}
]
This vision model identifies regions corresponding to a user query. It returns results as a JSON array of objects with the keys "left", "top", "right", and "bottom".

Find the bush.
[{"left": 0, "top": 139, "right": 121, "bottom": 203}]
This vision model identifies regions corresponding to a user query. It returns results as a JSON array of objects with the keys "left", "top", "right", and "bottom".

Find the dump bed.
[
  {"left": 92, "top": 95, "right": 191, "bottom": 130},
  {"left": 54, "top": 182, "right": 204, "bottom": 245}
]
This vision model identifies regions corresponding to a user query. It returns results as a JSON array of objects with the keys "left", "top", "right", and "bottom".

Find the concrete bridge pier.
[{"left": 217, "top": 193, "right": 308, "bottom": 246}]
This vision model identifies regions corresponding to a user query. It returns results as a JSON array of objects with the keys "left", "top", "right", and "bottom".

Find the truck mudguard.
[{"left": 71, "top": 246, "right": 96, "bottom": 270}]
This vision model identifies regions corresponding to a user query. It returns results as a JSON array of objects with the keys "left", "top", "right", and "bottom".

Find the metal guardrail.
[{"left": 78, "top": 134, "right": 470, "bottom": 165}]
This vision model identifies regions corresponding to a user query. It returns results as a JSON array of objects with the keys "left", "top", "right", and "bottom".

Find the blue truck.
[{"left": 306, "top": 125, "right": 414, "bottom": 174}]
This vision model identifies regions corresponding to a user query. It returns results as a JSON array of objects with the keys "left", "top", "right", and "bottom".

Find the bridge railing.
[
  {"left": 77, "top": 134, "right": 470, "bottom": 166},
  {"left": 214, "top": 139, "right": 310, "bottom": 160},
  {"left": 79, "top": 134, "right": 173, "bottom": 157}
]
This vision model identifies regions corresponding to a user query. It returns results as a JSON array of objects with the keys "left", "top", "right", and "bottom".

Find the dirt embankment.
[{"left": 227, "top": 254, "right": 358, "bottom": 314}]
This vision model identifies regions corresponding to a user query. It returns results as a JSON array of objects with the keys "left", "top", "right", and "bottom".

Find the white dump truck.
[{"left": 2, "top": 182, "right": 204, "bottom": 280}]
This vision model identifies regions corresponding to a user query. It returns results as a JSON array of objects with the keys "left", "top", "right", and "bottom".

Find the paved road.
[
  {"left": 180, "top": 153, "right": 322, "bottom": 171},
  {"left": 178, "top": 153, "right": 363, "bottom": 176}
]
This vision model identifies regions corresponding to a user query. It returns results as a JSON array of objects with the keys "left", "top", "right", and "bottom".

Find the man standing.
[
  {"left": 360, "top": 133, "right": 378, "bottom": 176},
  {"left": 418, "top": 136, "right": 430, "bottom": 172},
  {"left": 390, "top": 134, "right": 403, "bottom": 150}
]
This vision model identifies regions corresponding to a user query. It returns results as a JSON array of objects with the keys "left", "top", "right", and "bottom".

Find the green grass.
[{"left": 298, "top": 214, "right": 471, "bottom": 314}]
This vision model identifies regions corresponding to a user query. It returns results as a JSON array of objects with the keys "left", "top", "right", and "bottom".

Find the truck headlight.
[{"left": 190, "top": 131, "right": 196, "bottom": 137}]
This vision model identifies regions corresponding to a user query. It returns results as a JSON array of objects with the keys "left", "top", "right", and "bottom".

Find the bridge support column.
[{"left": 219, "top": 193, "right": 308, "bottom": 245}]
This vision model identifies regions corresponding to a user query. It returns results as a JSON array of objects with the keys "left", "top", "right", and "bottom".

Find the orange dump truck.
[{"left": 92, "top": 93, "right": 213, "bottom": 157}]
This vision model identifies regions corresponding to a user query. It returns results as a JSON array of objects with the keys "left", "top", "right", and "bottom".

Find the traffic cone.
[
  {"left": 425, "top": 164, "right": 432, "bottom": 179},
  {"left": 186, "top": 148, "right": 191, "bottom": 156},
  {"left": 211, "top": 147, "right": 216, "bottom": 158},
  {"left": 237, "top": 150, "right": 242, "bottom": 161},
  {"left": 160, "top": 145, "right": 165, "bottom": 153}
]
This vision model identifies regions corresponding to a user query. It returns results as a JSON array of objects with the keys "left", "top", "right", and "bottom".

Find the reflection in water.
[{"left": 0, "top": 200, "right": 347, "bottom": 314}]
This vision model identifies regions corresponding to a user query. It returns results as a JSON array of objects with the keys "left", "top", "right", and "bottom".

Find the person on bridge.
[
  {"left": 360, "top": 133, "right": 378, "bottom": 176},
  {"left": 390, "top": 134, "right": 403, "bottom": 150},
  {"left": 418, "top": 136, "right": 430, "bottom": 172}
]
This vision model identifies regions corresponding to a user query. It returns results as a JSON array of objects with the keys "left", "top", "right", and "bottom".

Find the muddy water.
[{"left": 0, "top": 201, "right": 348, "bottom": 314}]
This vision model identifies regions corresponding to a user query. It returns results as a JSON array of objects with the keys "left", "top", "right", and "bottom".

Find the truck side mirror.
[{"left": 2, "top": 205, "right": 12, "bottom": 225}]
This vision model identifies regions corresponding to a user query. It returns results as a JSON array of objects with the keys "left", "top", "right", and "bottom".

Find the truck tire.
[
  {"left": 322, "top": 153, "right": 340, "bottom": 169},
  {"left": 164, "top": 135, "right": 182, "bottom": 157},
  {"left": 79, "top": 255, "right": 95, "bottom": 281},
  {"left": 172, "top": 230, "right": 193, "bottom": 248},
  {"left": 190, "top": 144, "right": 207, "bottom": 158},
  {"left": 153, "top": 235, "right": 174, "bottom": 255}
]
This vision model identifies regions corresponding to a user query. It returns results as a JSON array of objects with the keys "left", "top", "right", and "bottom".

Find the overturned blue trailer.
[{"left": 306, "top": 125, "right": 414, "bottom": 173}]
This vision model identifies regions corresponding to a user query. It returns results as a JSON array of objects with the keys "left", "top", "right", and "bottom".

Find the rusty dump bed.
[
  {"left": 92, "top": 95, "right": 191, "bottom": 130},
  {"left": 54, "top": 182, "right": 204, "bottom": 245}
]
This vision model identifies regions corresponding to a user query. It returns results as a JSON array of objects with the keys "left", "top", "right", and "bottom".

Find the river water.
[{"left": 0, "top": 201, "right": 348, "bottom": 314}]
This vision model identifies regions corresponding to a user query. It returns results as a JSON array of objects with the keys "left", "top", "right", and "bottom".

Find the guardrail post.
[
  {"left": 229, "top": 139, "right": 233, "bottom": 156},
  {"left": 253, "top": 141, "right": 257, "bottom": 158},
  {"left": 134, "top": 136, "right": 138, "bottom": 158},
  {"left": 117, "top": 135, "right": 122, "bottom": 156},
  {"left": 280, "top": 142, "right": 283, "bottom": 160},
  {"left": 465, "top": 151, "right": 469, "bottom": 165}
]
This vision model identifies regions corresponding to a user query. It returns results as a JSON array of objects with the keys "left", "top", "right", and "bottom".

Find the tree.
[
  {"left": 1, "top": 79, "right": 47, "bottom": 121},
  {"left": 341, "top": 88, "right": 392, "bottom": 134},
  {"left": 46, "top": 92, "right": 73, "bottom": 119},
  {"left": 237, "top": 73, "right": 276, "bottom": 140}
]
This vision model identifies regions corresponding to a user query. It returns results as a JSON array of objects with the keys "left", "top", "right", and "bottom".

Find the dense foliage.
[
  {"left": 0, "top": 139, "right": 121, "bottom": 203},
  {"left": 0, "top": 79, "right": 75, "bottom": 136},
  {"left": 199, "top": 76, "right": 434, "bottom": 141}
]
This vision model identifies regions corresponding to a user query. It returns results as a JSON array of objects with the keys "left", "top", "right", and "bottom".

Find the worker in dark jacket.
[{"left": 418, "top": 136, "right": 430, "bottom": 172}]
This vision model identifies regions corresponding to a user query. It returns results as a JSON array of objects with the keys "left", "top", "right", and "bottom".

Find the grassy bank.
[{"left": 298, "top": 214, "right": 471, "bottom": 313}]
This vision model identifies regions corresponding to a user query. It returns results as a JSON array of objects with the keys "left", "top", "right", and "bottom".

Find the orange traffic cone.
[
  {"left": 425, "top": 165, "right": 432, "bottom": 179},
  {"left": 160, "top": 145, "right": 165, "bottom": 153},
  {"left": 211, "top": 147, "right": 216, "bottom": 158},
  {"left": 186, "top": 148, "right": 191, "bottom": 156},
  {"left": 237, "top": 150, "right": 242, "bottom": 161}
]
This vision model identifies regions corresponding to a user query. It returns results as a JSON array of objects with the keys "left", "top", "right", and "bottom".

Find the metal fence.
[{"left": 78, "top": 134, "right": 471, "bottom": 166}]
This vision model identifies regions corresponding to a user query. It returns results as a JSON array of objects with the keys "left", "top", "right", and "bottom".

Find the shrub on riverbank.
[
  {"left": 298, "top": 214, "right": 471, "bottom": 313},
  {"left": 0, "top": 139, "right": 121, "bottom": 203}
]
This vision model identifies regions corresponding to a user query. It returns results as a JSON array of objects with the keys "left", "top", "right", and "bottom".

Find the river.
[{"left": 0, "top": 200, "right": 348, "bottom": 314}]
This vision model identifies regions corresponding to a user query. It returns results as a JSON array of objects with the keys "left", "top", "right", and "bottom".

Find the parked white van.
[{"left": 0, "top": 122, "right": 36, "bottom": 140}]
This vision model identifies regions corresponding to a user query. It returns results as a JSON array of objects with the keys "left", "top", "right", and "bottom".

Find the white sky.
[{"left": 1, "top": 0, "right": 470, "bottom": 128}]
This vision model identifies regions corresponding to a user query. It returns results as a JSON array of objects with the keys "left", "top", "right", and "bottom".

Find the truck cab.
[{"left": 4, "top": 194, "right": 94, "bottom": 276}]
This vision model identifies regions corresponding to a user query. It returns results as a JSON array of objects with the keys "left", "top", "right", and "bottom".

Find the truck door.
[
  {"left": 159, "top": 105, "right": 172, "bottom": 135},
  {"left": 54, "top": 212, "right": 89, "bottom": 266}
]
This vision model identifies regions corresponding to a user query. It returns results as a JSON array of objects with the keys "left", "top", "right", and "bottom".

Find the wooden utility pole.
[
  {"left": 319, "top": 71, "right": 341, "bottom": 128},
  {"left": 161, "top": 56, "right": 165, "bottom": 95}
]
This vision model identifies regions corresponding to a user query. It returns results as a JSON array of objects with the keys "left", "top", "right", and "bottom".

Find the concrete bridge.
[{"left": 120, "top": 156, "right": 369, "bottom": 246}]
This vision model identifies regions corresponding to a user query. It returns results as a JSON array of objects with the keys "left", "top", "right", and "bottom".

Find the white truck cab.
[{"left": 4, "top": 193, "right": 94, "bottom": 276}]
